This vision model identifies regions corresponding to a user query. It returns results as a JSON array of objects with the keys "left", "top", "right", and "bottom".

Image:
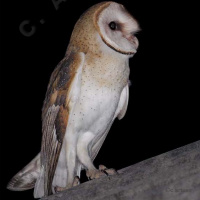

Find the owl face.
[{"left": 94, "top": 2, "right": 140, "bottom": 56}]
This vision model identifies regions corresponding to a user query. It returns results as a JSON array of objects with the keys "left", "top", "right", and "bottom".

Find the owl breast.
[{"left": 69, "top": 54, "right": 130, "bottom": 141}]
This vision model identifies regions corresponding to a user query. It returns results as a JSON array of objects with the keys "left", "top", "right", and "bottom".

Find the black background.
[{"left": 0, "top": 0, "right": 199, "bottom": 199}]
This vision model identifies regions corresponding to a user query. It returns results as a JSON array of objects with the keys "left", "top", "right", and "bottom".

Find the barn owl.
[{"left": 7, "top": 1, "right": 140, "bottom": 198}]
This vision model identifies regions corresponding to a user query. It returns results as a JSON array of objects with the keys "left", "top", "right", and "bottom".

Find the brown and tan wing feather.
[{"left": 40, "top": 51, "right": 85, "bottom": 196}]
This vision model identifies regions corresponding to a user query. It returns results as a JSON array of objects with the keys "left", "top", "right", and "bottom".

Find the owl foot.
[
  {"left": 86, "top": 168, "right": 106, "bottom": 180},
  {"left": 54, "top": 176, "right": 80, "bottom": 193},
  {"left": 99, "top": 165, "right": 118, "bottom": 176},
  {"left": 86, "top": 165, "right": 118, "bottom": 180}
]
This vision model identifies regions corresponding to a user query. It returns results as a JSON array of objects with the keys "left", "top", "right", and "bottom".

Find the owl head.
[{"left": 69, "top": 1, "right": 140, "bottom": 56}]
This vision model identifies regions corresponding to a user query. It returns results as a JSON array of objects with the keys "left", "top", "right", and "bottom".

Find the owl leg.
[
  {"left": 54, "top": 136, "right": 80, "bottom": 193},
  {"left": 77, "top": 132, "right": 108, "bottom": 180}
]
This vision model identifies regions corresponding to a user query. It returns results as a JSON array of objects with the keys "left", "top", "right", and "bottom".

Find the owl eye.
[{"left": 109, "top": 21, "right": 117, "bottom": 30}]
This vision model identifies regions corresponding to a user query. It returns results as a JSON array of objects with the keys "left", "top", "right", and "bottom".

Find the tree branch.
[{"left": 41, "top": 141, "right": 200, "bottom": 200}]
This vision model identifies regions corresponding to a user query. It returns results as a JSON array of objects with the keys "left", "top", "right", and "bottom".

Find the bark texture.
[{"left": 41, "top": 141, "right": 200, "bottom": 200}]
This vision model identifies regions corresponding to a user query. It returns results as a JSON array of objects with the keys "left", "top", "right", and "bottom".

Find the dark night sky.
[{"left": 0, "top": 0, "right": 199, "bottom": 199}]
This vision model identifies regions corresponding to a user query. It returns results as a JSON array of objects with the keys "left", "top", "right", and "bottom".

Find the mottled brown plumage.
[{"left": 41, "top": 51, "right": 84, "bottom": 196}]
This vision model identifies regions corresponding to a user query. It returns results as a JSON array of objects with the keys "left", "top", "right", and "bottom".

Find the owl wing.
[
  {"left": 41, "top": 51, "right": 85, "bottom": 196},
  {"left": 117, "top": 84, "right": 129, "bottom": 120}
]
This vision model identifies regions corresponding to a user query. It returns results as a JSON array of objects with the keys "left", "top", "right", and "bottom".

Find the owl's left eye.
[{"left": 109, "top": 21, "right": 117, "bottom": 30}]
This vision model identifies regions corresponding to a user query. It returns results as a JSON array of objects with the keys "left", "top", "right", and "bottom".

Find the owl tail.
[
  {"left": 7, "top": 151, "right": 82, "bottom": 198},
  {"left": 34, "top": 145, "right": 82, "bottom": 198},
  {"left": 7, "top": 153, "right": 41, "bottom": 192}
]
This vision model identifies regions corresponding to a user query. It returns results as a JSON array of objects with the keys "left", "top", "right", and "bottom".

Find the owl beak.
[
  {"left": 132, "top": 36, "right": 139, "bottom": 50},
  {"left": 129, "top": 35, "right": 139, "bottom": 50},
  {"left": 125, "top": 34, "right": 139, "bottom": 54}
]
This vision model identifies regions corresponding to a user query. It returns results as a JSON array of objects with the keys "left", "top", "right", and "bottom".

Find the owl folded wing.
[{"left": 39, "top": 51, "right": 85, "bottom": 196}]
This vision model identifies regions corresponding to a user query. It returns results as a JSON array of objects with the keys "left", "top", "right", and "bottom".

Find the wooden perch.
[{"left": 41, "top": 141, "right": 200, "bottom": 200}]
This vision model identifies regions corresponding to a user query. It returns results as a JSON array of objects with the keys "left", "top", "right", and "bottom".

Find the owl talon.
[
  {"left": 54, "top": 186, "right": 65, "bottom": 193},
  {"left": 99, "top": 165, "right": 118, "bottom": 176},
  {"left": 72, "top": 176, "right": 80, "bottom": 186},
  {"left": 54, "top": 176, "right": 80, "bottom": 193},
  {"left": 99, "top": 164, "right": 107, "bottom": 171},
  {"left": 86, "top": 168, "right": 106, "bottom": 180},
  {"left": 105, "top": 168, "right": 118, "bottom": 175},
  {"left": 86, "top": 165, "right": 118, "bottom": 180}
]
